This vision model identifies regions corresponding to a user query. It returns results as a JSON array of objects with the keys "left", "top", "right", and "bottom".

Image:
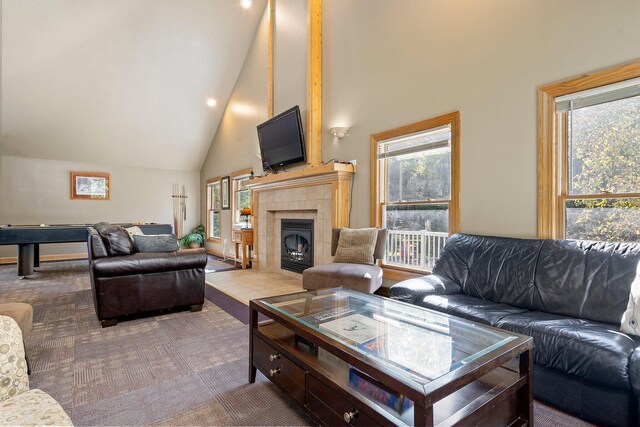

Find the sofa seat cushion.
[
  {"left": 0, "top": 389, "right": 73, "bottom": 426},
  {"left": 416, "top": 294, "right": 528, "bottom": 326},
  {"left": 302, "top": 263, "right": 383, "bottom": 293},
  {"left": 92, "top": 249, "right": 207, "bottom": 277},
  {"left": 496, "top": 311, "right": 640, "bottom": 391}
]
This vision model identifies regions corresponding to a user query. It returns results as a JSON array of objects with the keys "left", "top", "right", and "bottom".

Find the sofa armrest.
[
  {"left": 630, "top": 346, "right": 640, "bottom": 396},
  {"left": 0, "top": 316, "right": 29, "bottom": 401},
  {"left": 388, "top": 274, "right": 462, "bottom": 304}
]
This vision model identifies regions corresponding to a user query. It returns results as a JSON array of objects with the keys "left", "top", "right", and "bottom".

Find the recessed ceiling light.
[
  {"left": 206, "top": 98, "right": 217, "bottom": 107},
  {"left": 240, "top": 0, "right": 252, "bottom": 9}
]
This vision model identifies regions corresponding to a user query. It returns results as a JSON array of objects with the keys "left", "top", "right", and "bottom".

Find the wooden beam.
[
  {"left": 307, "top": 0, "right": 322, "bottom": 166},
  {"left": 268, "top": 0, "right": 275, "bottom": 118}
]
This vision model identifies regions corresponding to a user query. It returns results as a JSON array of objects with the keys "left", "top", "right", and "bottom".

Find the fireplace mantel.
[
  {"left": 246, "top": 163, "right": 355, "bottom": 273},
  {"left": 245, "top": 163, "right": 355, "bottom": 191}
]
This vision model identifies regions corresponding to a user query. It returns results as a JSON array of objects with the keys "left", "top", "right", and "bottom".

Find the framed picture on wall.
[
  {"left": 70, "top": 172, "right": 111, "bottom": 200},
  {"left": 221, "top": 176, "right": 230, "bottom": 210}
]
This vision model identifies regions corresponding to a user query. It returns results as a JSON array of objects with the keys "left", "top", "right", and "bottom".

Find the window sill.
[{"left": 381, "top": 265, "right": 428, "bottom": 281}]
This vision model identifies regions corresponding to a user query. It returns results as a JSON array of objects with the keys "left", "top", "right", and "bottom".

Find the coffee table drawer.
[
  {"left": 253, "top": 335, "right": 305, "bottom": 404},
  {"left": 308, "top": 374, "right": 380, "bottom": 426}
]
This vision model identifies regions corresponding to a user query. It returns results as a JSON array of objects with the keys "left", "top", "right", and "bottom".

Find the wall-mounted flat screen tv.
[{"left": 257, "top": 105, "right": 306, "bottom": 171}]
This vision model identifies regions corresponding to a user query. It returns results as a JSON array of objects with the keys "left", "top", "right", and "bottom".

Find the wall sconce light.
[{"left": 330, "top": 127, "right": 350, "bottom": 139}]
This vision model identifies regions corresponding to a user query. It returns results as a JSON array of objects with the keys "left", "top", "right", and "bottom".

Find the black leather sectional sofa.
[
  {"left": 88, "top": 225, "right": 207, "bottom": 327},
  {"left": 389, "top": 233, "right": 640, "bottom": 427}
]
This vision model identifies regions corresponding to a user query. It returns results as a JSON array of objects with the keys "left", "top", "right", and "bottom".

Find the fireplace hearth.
[{"left": 281, "top": 219, "right": 314, "bottom": 273}]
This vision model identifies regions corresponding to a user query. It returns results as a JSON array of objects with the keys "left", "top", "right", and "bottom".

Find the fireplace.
[{"left": 281, "top": 219, "right": 314, "bottom": 273}]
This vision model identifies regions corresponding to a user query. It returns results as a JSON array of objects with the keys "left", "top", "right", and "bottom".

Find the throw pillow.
[
  {"left": 333, "top": 228, "right": 378, "bottom": 265},
  {"left": 621, "top": 262, "right": 640, "bottom": 336},
  {"left": 132, "top": 234, "right": 179, "bottom": 253},
  {"left": 93, "top": 223, "right": 136, "bottom": 256},
  {"left": 124, "top": 226, "right": 144, "bottom": 236}
]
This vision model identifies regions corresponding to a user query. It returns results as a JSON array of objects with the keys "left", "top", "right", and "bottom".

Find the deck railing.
[{"left": 384, "top": 230, "right": 449, "bottom": 271}]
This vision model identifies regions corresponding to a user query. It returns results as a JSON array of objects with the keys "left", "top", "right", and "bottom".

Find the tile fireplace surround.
[{"left": 245, "top": 163, "right": 355, "bottom": 275}]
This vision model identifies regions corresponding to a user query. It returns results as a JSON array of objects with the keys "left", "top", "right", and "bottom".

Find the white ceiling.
[{"left": 1, "top": 0, "right": 266, "bottom": 171}]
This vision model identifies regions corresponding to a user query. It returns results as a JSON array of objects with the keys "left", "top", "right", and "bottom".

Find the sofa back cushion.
[
  {"left": 93, "top": 223, "right": 137, "bottom": 256},
  {"left": 534, "top": 239, "right": 640, "bottom": 324},
  {"left": 435, "top": 233, "right": 640, "bottom": 324},
  {"left": 433, "top": 233, "right": 542, "bottom": 307}
]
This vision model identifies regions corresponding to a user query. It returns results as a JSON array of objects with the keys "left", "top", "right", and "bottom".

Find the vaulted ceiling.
[{"left": 1, "top": 0, "right": 266, "bottom": 171}]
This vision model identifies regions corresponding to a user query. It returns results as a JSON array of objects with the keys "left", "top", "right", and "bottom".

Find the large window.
[
  {"left": 539, "top": 62, "right": 640, "bottom": 242},
  {"left": 371, "top": 112, "right": 460, "bottom": 272},
  {"left": 206, "top": 177, "right": 221, "bottom": 240}
]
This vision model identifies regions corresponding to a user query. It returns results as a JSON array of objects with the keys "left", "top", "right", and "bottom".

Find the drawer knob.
[
  {"left": 269, "top": 353, "right": 281, "bottom": 362},
  {"left": 269, "top": 368, "right": 281, "bottom": 377},
  {"left": 343, "top": 409, "right": 358, "bottom": 423}
]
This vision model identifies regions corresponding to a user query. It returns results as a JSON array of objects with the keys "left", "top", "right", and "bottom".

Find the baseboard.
[
  {"left": 0, "top": 253, "right": 88, "bottom": 265},
  {"left": 205, "top": 248, "right": 224, "bottom": 258}
]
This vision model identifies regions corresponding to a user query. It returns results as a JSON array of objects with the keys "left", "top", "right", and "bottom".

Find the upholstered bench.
[{"left": 0, "top": 315, "right": 72, "bottom": 426}]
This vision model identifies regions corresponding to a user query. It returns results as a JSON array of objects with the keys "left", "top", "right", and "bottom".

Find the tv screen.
[{"left": 257, "top": 105, "right": 306, "bottom": 171}]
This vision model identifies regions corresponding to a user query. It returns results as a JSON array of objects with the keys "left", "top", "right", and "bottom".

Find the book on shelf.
[{"left": 348, "top": 367, "right": 414, "bottom": 415}]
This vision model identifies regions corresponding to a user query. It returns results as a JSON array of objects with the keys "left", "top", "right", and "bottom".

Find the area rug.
[
  {"left": 0, "top": 260, "right": 594, "bottom": 426},
  {"left": 205, "top": 254, "right": 240, "bottom": 274}
]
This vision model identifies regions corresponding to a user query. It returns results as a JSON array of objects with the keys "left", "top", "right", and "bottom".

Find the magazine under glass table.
[{"left": 249, "top": 288, "right": 533, "bottom": 426}]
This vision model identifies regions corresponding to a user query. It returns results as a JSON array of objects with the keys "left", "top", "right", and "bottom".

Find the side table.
[{"left": 233, "top": 229, "right": 253, "bottom": 269}]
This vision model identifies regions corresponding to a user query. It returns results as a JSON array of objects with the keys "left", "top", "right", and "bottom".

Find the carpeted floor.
[{"left": 0, "top": 260, "right": 593, "bottom": 426}]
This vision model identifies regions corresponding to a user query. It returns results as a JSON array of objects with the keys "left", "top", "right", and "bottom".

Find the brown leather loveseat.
[{"left": 87, "top": 224, "right": 207, "bottom": 327}]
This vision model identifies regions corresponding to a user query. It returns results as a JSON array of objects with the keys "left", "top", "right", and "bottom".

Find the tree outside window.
[
  {"left": 564, "top": 96, "right": 640, "bottom": 241},
  {"left": 371, "top": 112, "right": 460, "bottom": 273}
]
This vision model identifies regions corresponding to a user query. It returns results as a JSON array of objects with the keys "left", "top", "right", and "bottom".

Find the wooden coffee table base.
[{"left": 249, "top": 303, "right": 533, "bottom": 427}]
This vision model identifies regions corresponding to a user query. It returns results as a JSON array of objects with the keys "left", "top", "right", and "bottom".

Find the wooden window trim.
[
  {"left": 229, "top": 167, "right": 253, "bottom": 231},
  {"left": 537, "top": 61, "right": 640, "bottom": 239},
  {"left": 206, "top": 176, "right": 222, "bottom": 242},
  {"left": 370, "top": 111, "right": 461, "bottom": 274}
]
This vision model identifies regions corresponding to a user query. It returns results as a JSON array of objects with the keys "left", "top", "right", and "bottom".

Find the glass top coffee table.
[{"left": 249, "top": 288, "right": 533, "bottom": 426}]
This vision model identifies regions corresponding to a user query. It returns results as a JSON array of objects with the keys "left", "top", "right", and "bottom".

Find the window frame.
[
  {"left": 206, "top": 176, "right": 222, "bottom": 242},
  {"left": 370, "top": 111, "right": 461, "bottom": 275},
  {"left": 538, "top": 61, "right": 640, "bottom": 239},
  {"left": 230, "top": 167, "right": 253, "bottom": 228}
]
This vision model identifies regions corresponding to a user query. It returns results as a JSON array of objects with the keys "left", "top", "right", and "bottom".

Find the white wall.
[
  {"left": 273, "top": 0, "right": 308, "bottom": 119},
  {"left": 0, "top": 155, "right": 199, "bottom": 257},
  {"left": 202, "top": 0, "right": 640, "bottom": 241},
  {"left": 322, "top": 0, "right": 640, "bottom": 238},
  {"left": 200, "top": 7, "right": 269, "bottom": 255}
]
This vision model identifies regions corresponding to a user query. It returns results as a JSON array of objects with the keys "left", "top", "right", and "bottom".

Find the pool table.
[{"left": 0, "top": 223, "right": 173, "bottom": 277}]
